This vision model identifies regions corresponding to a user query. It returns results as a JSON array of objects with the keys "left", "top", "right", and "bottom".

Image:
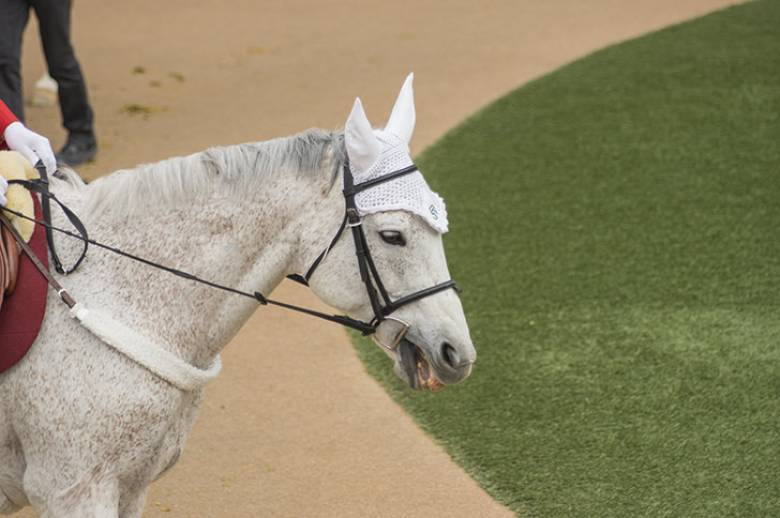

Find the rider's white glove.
[
  {"left": 3, "top": 121, "right": 57, "bottom": 176},
  {"left": 0, "top": 174, "right": 7, "bottom": 207}
]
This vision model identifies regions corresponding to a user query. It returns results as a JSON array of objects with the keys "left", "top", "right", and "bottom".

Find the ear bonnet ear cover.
[{"left": 349, "top": 130, "right": 448, "bottom": 234}]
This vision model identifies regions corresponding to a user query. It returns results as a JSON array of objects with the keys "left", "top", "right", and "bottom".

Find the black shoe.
[{"left": 57, "top": 133, "right": 98, "bottom": 167}]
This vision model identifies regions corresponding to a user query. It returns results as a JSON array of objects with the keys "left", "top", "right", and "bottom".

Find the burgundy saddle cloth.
[{"left": 0, "top": 197, "right": 48, "bottom": 375}]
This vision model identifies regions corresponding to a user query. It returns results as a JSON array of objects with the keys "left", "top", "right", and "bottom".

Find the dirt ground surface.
[{"left": 16, "top": 1, "right": 742, "bottom": 516}]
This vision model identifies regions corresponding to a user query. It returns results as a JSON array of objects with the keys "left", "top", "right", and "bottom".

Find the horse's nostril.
[{"left": 442, "top": 342, "right": 460, "bottom": 369}]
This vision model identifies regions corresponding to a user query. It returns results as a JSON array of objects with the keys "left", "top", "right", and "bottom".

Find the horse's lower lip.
[{"left": 416, "top": 347, "right": 444, "bottom": 392}]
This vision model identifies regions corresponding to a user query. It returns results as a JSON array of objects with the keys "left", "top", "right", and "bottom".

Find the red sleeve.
[{"left": 0, "top": 99, "right": 20, "bottom": 148}]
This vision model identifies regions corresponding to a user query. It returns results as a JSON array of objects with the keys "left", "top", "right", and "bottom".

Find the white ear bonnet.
[{"left": 348, "top": 129, "right": 449, "bottom": 234}]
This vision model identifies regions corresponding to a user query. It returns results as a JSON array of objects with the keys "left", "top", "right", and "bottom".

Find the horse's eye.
[{"left": 379, "top": 230, "right": 406, "bottom": 246}]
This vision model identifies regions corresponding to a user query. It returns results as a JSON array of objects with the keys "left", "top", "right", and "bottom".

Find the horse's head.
[{"left": 307, "top": 75, "right": 476, "bottom": 391}]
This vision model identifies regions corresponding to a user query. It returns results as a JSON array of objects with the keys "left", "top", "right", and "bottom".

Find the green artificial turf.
[{"left": 351, "top": 1, "right": 780, "bottom": 517}]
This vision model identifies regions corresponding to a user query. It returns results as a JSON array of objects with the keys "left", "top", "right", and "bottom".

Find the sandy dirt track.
[{"left": 15, "top": 1, "right": 742, "bottom": 516}]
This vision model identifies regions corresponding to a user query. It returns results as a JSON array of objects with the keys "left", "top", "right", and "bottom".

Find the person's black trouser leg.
[
  {"left": 0, "top": 0, "right": 31, "bottom": 122},
  {"left": 32, "top": 0, "right": 94, "bottom": 136}
]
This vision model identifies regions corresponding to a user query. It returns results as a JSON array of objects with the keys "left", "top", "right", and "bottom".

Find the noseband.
[{"left": 292, "top": 162, "right": 460, "bottom": 336}]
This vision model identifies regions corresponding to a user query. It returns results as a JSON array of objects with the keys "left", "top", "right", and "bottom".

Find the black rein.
[{"left": 0, "top": 161, "right": 460, "bottom": 337}]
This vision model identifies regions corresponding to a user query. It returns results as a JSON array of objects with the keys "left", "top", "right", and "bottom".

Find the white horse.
[{"left": 0, "top": 75, "right": 475, "bottom": 517}]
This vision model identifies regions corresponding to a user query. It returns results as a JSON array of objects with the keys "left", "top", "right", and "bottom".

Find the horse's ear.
[
  {"left": 345, "top": 97, "right": 381, "bottom": 174},
  {"left": 385, "top": 73, "right": 416, "bottom": 143}
]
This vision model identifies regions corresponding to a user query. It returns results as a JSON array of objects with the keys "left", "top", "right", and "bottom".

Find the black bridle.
[
  {"left": 0, "top": 161, "right": 460, "bottom": 338},
  {"left": 291, "top": 162, "right": 460, "bottom": 335}
]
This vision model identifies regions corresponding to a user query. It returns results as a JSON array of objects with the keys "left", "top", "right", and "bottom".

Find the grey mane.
[{"left": 61, "top": 128, "right": 346, "bottom": 219}]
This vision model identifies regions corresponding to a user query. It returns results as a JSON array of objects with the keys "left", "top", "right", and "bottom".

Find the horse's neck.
[{"left": 56, "top": 151, "right": 343, "bottom": 366}]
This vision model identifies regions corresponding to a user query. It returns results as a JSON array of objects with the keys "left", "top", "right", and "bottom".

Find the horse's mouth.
[
  {"left": 416, "top": 346, "right": 445, "bottom": 392},
  {"left": 396, "top": 339, "right": 445, "bottom": 392}
]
